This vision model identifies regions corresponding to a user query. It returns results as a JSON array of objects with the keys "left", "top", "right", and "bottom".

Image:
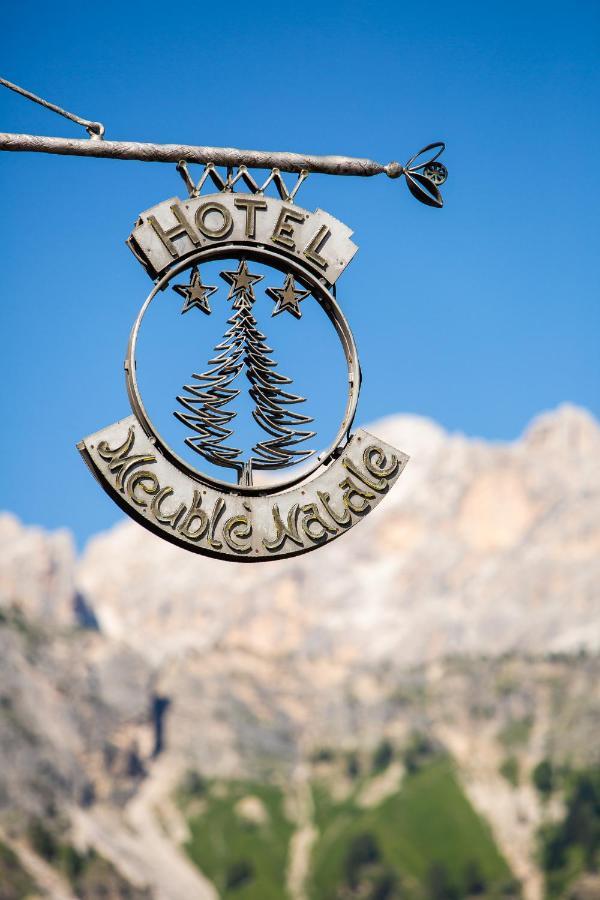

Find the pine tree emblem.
[{"left": 174, "top": 260, "right": 315, "bottom": 485}]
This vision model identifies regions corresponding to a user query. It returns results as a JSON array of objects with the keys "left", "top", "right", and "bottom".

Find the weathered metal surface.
[
  {"left": 0, "top": 132, "right": 393, "bottom": 176},
  {"left": 78, "top": 181, "right": 415, "bottom": 559},
  {"left": 78, "top": 417, "right": 408, "bottom": 562},
  {"left": 0, "top": 134, "right": 448, "bottom": 204},
  {"left": 128, "top": 192, "right": 357, "bottom": 285}
]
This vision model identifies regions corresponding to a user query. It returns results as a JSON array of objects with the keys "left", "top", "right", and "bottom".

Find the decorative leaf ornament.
[{"left": 399, "top": 142, "right": 447, "bottom": 208}]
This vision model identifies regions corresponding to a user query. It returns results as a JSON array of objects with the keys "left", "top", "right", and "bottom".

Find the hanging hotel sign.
[{"left": 78, "top": 150, "right": 447, "bottom": 561}]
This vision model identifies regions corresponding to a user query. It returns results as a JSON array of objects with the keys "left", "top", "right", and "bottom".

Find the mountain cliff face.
[
  {"left": 77, "top": 403, "right": 600, "bottom": 666},
  {"left": 0, "top": 405, "right": 598, "bottom": 900}
]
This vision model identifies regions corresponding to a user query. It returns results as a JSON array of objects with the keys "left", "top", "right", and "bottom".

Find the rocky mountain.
[
  {"left": 0, "top": 404, "right": 598, "bottom": 900},
  {"left": 77, "top": 404, "right": 600, "bottom": 666}
]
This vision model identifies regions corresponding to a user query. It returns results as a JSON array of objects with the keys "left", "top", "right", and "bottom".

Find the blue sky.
[{"left": 1, "top": 0, "right": 598, "bottom": 544}]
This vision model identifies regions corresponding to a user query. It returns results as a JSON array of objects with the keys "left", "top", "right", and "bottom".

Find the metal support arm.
[
  {"left": 0, "top": 131, "right": 400, "bottom": 177},
  {"left": 0, "top": 133, "right": 447, "bottom": 205},
  {"left": 0, "top": 78, "right": 447, "bottom": 204}
]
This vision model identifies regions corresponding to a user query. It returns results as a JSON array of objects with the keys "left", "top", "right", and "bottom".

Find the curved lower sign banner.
[{"left": 78, "top": 417, "right": 408, "bottom": 562}]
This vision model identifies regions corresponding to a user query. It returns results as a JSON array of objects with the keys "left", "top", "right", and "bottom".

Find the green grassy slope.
[
  {"left": 180, "top": 757, "right": 516, "bottom": 899},
  {"left": 538, "top": 765, "right": 600, "bottom": 899},
  {"left": 309, "top": 759, "right": 514, "bottom": 898},
  {"left": 183, "top": 779, "right": 294, "bottom": 899}
]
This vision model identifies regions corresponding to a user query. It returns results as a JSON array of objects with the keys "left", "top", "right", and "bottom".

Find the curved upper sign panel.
[{"left": 128, "top": 193, "right": 357, "bottom": 286}]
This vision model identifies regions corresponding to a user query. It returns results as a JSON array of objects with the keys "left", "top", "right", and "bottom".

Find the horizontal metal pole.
[{"left": 0, "top": 132, "right": 404, "bottom": 178}]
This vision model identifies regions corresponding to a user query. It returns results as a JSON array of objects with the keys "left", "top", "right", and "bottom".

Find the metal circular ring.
[
  {"left": 423, "top": 161, "right": 448, "bottom": 185},
  {"left": 125, "top": 242, "right": 361, "bottom": 497}
]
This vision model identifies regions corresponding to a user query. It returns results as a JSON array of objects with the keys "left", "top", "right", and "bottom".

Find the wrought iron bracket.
[
  {"left": 0, "top": 133, "right": 448, "bottom": 206},
  {"left": 0, "top": 75, "right": 447, "bottom": 205}
]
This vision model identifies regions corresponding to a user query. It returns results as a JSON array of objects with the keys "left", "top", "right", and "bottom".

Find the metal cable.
[{"left": 0, "top": 76, "right": 105, "bottom": 139}]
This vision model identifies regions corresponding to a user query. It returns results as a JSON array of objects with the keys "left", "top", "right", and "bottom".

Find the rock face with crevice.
[{"left": 0, "top": 404, "right": 598, "bottom": 899}]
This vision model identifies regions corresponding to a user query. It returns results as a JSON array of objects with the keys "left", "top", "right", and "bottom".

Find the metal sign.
[
  {"left": 0, "top": 77, "right": 447, "bottom": 561},
  {"left": 76, "top": 156, "right": 446, "bottom": 562}
]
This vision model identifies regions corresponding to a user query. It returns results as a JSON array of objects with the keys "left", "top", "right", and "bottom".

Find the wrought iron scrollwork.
[{"left": 177, "top": 161, "right": 309, "bottom": 203}]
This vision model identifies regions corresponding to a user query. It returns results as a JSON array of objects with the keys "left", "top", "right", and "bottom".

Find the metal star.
[
  {"left": 266, "top": 273, "right": 310, "bottom": 319},
  {"left": 220, "top": 260, "right": 264, "bottom": 301},
  {"left": 172, "top": 267, "right": 217, "bottom": 315}
]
